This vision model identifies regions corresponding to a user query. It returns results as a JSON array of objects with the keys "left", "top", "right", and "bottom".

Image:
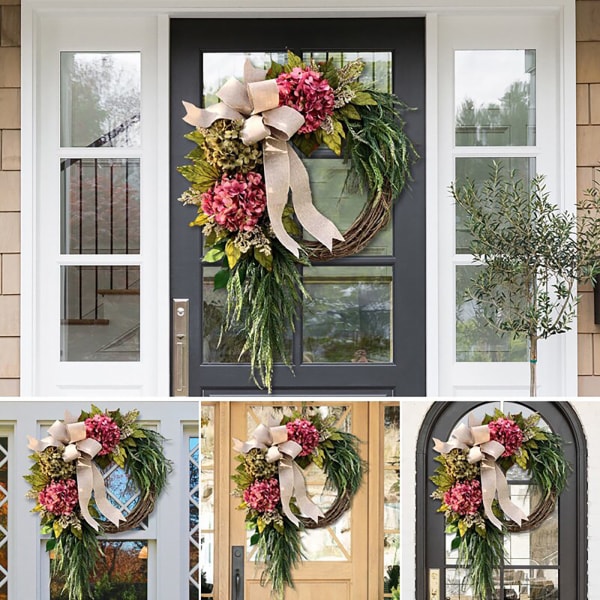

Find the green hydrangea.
[
  {"left": 244, "top": 448, "right": 278, "bottom": 480},
  {"left": 445, "top": 448, "right": 480, "bottom": 481},
  {"left": 38, "top": 446, "right": 77, "bottom": 480},
  {"left": 202, "top": 120, "right": 263, "bottom": 173}
]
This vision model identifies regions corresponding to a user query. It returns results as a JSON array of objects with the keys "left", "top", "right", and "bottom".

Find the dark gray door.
[
  {"left": 416, "top": 401, "right": 586, "bottom": 600},
  {"left": 170, "top": 18, "right": 425, "bottom": 395}
]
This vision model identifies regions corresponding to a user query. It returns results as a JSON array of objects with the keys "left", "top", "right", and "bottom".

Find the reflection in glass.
[
  {"left": 505, "top": 568, "right": 559, "bottom": 600},
  {"left": 303, "top": 267, "right": 392, "bottom": 363},
  {"left": 455, "top": 157, "right": 535, "bottom": 254},
  {"left": 445, "top": 568, "right": 475, "bottom": 599},
  {"left": 189, "top": 436, "right": 200, "bottom": 600},
  {"left": 61, "top": 158, "right": 140, "bottom": 255},
  {"left": 200, "top": 407, "right": 215, "bottom": 598},
  {"left": 60, "top": 266, "right": 140, "bottom": 362},
  {"left": 383, "top": 405, "right": 400, "bottom": 598},
  {"left": 0, "top": 438, "right": 7, "bottom": 600},
  {"left": 456, "top": 265, "right": 527, "bottom": 362},
  {"left": 102, "top": 463, "right": 144, "bottom": 527},
  {"left": 51, "top": 540, "right": 148, "bottom": 599},
  {"left": 61, "top": 53, "right": 141, "bottom": 148},
  {"left": 455, "top": 50, "right": 536, "bottom": 146}
]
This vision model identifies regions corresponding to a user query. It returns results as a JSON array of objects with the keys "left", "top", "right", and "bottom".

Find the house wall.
[{"left": 0, "top": 0, "right": 20, "bottom": 396}]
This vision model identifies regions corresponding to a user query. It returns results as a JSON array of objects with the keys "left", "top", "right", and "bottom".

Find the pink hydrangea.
[
  {"left": 488, "top": 417, "right": 524, "bottom": 458},
  {"left": 243, "top": 477, "right": 281, "bottom": 513},
  {"left": 85, "top": 414, "right": 121, "bottom": 456},
  {"left": 201, "top": 172, "right": 266, "bottom": 232},
  {"left": 443, "top": 479, "right": 483, "bottom": 516},
  {"left": 38, "top": 478, "right": 79, "bottom": 516},
  {"left": 276, "top": 67, "right": 335, "bottom": 134},
  {"left": 285, "top": 418, "right": 320, "bottom": 457}
]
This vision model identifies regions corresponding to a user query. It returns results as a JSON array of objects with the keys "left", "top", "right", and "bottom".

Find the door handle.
[
  {"left": 172, "top": 299, "right": 189, "bottom": 396},
  {"left": 429, "top": 568, "right": 440, "bottom": 600},
  {"left": 231, "top": 546, "right": 244, "bottom": 600}
]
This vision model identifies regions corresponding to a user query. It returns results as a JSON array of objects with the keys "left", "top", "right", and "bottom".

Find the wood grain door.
[{"left": 202, "top": 401, "right": 399, "bottom": 599}]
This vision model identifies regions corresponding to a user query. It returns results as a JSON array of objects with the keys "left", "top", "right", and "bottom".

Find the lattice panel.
[
  {"left": 0, "top": 437, "right": 8, "bottom": 594},
  {"left": 189, "top": 435, "right": 200, "bottom": 596},
  {"left": 102, "top": 463, "right": 146, "bottom": 530}
]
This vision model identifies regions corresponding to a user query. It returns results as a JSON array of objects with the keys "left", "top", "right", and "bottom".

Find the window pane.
[
  {"left": 383, "top": 405, "right": 400, "bottom": 598},
  {"left": 0, "top": 438, "right": 7, "bottom": 600},
  {"left": 51, "top": 541, "right": 148, "bottom": 599},
  {"left": 61, "top": 158, "right": 140, "bottom": 255},
  {"left": 61, "top": 52, "right": 141, "bottom": 148},
  {"left": 455, "top": 50, "right": 536, "bottom": 147},
  {"left": 455, "top": 157, "right": 535, "bottom": 254},
  {"left": 303, "top": 266, "right": 393, "bottom": 363},
  {"left": 189, "top": 435, "right": 200, "bottom": 600},
  {"left": 508, "top": 568, "right": 559, "bottom": 599},
  {"left": 60, "top": 266, "right": 140, "bottom": 361},
  {"left": 456, "top": 265, "right": 527, "bottom": 362}
]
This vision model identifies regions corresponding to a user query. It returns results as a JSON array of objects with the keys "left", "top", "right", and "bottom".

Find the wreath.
[
  {"left": 25, "top": 405, "right": 173, "bottom": 600},
  {"left": 431, "top": 408, "right": 570, "bottom": 600},
  {"left": 178, "top": 51, "right": 418, "bottom": 391},
  {"left": 232, "top": 408, "right": 365, "bottom": 598}
]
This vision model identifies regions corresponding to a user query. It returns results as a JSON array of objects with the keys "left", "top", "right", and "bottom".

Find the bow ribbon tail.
[
  {"left": 91, "top": 462, "right": 126, "bottom": 527},
  {"left": 278, "top": 457, "right": 300, "bottom": 526},
  {"left": 289, "top": 150, "right": 343, "bottom": 251},
  {"left": 291, "top": 462, "right": 324, "bottom": 523},
  {"left": 263, "top": 138, "right": 302, "bottom": 257},
  {"left": 76, "top": 458, "right": 101, "bottom": 531},
  {"left": 480, "top": 459, "right": 503, "bottom": 530},
  {"left": 495, "top": 464, "right": 528, "bottom": 526}
]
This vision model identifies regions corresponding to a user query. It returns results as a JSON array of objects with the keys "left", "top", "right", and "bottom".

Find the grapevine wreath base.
[
  {"left": 26, "top": 405, "right": 173, "bottom": 600},
  {"left": 232, "top": 408, "right": 365, "bottom": 598},
  {"left": 431, "top": 408, "right": 569, "bottom": 600}
]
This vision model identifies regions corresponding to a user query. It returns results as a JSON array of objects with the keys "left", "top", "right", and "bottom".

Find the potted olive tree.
[{"left": 452, "top": 162, "right": 600, "bottom": 396}]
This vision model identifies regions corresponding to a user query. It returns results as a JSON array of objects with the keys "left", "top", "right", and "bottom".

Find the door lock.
[
  {"left": 429, "top": 568, "right": 440, "bottom": 600},
  {"left": 172, "top": 299, "right": 189, "bottom": 396},
  {"left": 231, "top": 546, "right": 244, "bottom": 600}
]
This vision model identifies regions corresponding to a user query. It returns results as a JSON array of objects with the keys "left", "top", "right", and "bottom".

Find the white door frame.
[{"left": 19, "top": 0, "right": 577, "bottom": 396}]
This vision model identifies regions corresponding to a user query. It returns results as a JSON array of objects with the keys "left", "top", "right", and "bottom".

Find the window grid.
[
  {"left": 189, "top": 433, "right": 200, "bottom": 599},
  {"left": 0, "top": 435, "right": 8, "bottom": 600},
  {"left": 200, "top": 405, "right": 215, "bottom": 600}
]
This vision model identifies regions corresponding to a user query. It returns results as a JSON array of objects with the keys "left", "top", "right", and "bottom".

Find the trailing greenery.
[
  {"left": 451, "top": 161, "right": 600, "bottom": 395},
  {"left": 459, "top": 525, "right": 505, "bottom": 600},
  {"left": 223, "top": 243, "right": 310, "bottom": 392},
  {"left": 529, "top": 431, "right": 570, "bottom": 499},
  {"left": 343, "top": 89, "right": 418, "bottom": 204},
  {"left": 255, "top": 517, "right": 305, "bottom": 597},
  {"left": 321, "top": 431, "right": 366, "bottom": 497},
  {"left": 51, "top": 524, "right": 99, "bottom": 600}
]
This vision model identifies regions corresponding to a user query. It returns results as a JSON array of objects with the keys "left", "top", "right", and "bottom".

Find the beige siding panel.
[
  {"left": 0, "top": 5, "right": 20, "bottom": 47},
  {"left": 579, "top": 375, "right": 600, "bottom": 397},
  {"left": 0, "top": 378, "right": 18, "bottom": 395},
  {"left": 591, "top": 84, "right": 600, "bottom": 124},
  {"left": 0, "top": 47, "right": 19, "bottom": 88},
  {"left": 578, "top": 291, "right": 600, "bottom": 334},
  {"left": 0, "top": 170, "right": 19, "bottom": 210},
  {"left": 577, "top": 165, "right": 596, "bottom": 197},
  {"left": 0, "top": 212, "right": 19, "bottom": 253},
  {"left": 577, "top": 42, "right": 600, "bottom": 83},
  {"left": 0, "top": 337, "right": 18, "bottom": 377},
  {"left": 577, "top": 125, "right": 600, "bottom": 166},
  {"left": 0, "top": 294, "right": 18, "bottom": 336},
  {"left": 576, "top": 1, "right": 600, "bottom": 42},
  {"left": 1, "top": 253, "right": 19, "bottom": 294},
  {"left": 0, "top": 89, "right": 19, "bottom": 128},
  {"left": 579, "top": 333, "right": 594, "bottom": 375},
  {"left": 1, "top": 128, "right": 19, "bottom": 169},
  {"left": 577, "top": 84, "right": 590, "bottom": 124}
]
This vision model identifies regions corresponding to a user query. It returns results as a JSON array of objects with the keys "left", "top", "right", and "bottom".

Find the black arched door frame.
[{"left": 416, "top": 401, "right": 587, "bottom": 600}]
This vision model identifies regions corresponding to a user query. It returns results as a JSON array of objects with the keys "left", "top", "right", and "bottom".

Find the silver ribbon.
[
  {"left": 233, "top": 417, "right": 324, "bottom": 526},
  {"left": 28, "top": 411, "right": 126, "bottom": 531},
  {"left": 433, "top": 413, "right": 528, "bottom": 530},
  {"left": 182, "top": 59, "right": 344, "bottom": 257}
]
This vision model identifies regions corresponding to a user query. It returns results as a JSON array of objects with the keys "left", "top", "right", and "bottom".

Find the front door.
[
  {"left": 170, "top": 18, "right": 426, "bottom": 395},
  {"left": 416, "top": 401, "right": 585, "bottom": 600},
  {"left": 200, "top": 400, "right": 400, "bottom": 599}
]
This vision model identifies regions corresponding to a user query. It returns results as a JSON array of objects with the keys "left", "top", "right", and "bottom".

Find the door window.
[{"left": 0, "top": 435, "right": 8, "bottom": 600}]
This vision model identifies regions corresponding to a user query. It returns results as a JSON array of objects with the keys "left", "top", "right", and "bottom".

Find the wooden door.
[{"left": 201, "top": 401, "right": 399, "bottom": 599}]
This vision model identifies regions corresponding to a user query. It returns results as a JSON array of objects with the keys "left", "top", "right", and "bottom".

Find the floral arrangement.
[
  {"left": 179, "top": 51, "right": 418, "bottom": 391},
  {"left": 232, "top": 408, "right": 365, "bottom": 598},
  {"left": 431, "top": 409, "right": 569, "bottom": 600},
  {"left": 26, "top": 406, "right": 173, "bottom": 600}
]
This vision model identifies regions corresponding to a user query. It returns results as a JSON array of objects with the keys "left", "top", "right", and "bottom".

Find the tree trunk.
[{"left": 529, "top": 335, "right": 538, "bottom": 397}]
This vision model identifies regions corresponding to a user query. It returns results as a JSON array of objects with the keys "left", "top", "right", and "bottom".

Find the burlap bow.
[
  {"left": 182, "top": 59, "right": 344, "bottom": 257},
  {"left": 233, "top": 418, "right": 324, "bottom": 526},
  {"left": 433, "top": 414, "right": 528, "bottom": 530},
  {"left": 28, "top": 411, "right": 126, "bottom": 531}
]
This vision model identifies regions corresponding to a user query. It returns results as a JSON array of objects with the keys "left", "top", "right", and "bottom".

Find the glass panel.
[
  {"left": 303, "top": 266, "right": 393, "bottom": 363},
  {"left": 102, "top": 463, "right": 145, "bottom": 528},
  {"left": 61, "top": 158, "right": 140, "bottom": 255},
  {"left": 455, "top": 157, "right": 536, "bottom": 254},
  {"left": 51, "top": 540, "right": 148, "bottom": 599},
  {"left": 60, "top": 266, "right": 140, "bottom": 361},
  {"left": 456, "top": 265, "right": 527, "bottom": 362},
  {"left": 383, "top": 405, "right": 400, "bottom": 597},
  {"left": 383, "top": 533, "right": 400, "bottom": 590},
  {"left": 0, "top": 438, "right": 7, "bottom": 600},
  {"left": 200, "top": 407, "right": 215, "bottom": 599},
  {"left": 189, "top": 435, "right": 200, "bottom": 600},
  {"left": 202, "top": 268, "right": 292, "bottom": 364},
  {"left": 445, "top": 568, "right": 476, "bottom": 600},
  {"left": 455, "top": 50, "right": 536, "bottom": 147},
  {"left": 61, "top": 52, "right": 141, "bottom": 148},
  {"left": 511, "top": 568, "right": 559, "bottom": 600}
]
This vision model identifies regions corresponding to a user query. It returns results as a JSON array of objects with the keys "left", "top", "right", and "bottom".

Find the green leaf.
[
  {"left": 352, "top": 91, "right": 377, "bottom": 106},
  {"left": 190, "top": 212, "right": 210, "bottom": 228},
  {"left": 254, "top": 248, "right": 273, "bottom": 271},
  {"left": 458, "top": 520, "right": 468, "bottom": 537},
  {"left": 213, "top": 268, "right": 231, "bottom": 290},
  {"left": 257, "top": 517, "right": 266, "bottom": 533},
  {"left": 339, "top": 103, "right": 361, "bottom": 120},
  {"left": 450, "top": 535, "right": 462, "bottom": 550},
  {"left": 225, "top": 239, "right": 242, "bottom": 269},
  {"left": 41, "top": 524, "right": 53, "bottom": 535},
  {"left": 286, "top": 51, "right": 304, "bottom": 70},
  {"left": 177, "top": 161, "right": 220, "bottom": 192},
  {"left": 53, "top": 521, "right": 64, "bottom": 539},
  {"left": 250, "top": 533, "right": 260, "bottom": 546},
  {"left": 204, "top": 248, "right": 225, "bottom": 263},
  {"left": 46, "top": 538, "right": 57, "bottom": 552},
  {"left": 293, "top": 132, "right": 320, "bottom": 157},
  {"left": 267, "top": 61, "right": 284, "bottom": 79}
]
